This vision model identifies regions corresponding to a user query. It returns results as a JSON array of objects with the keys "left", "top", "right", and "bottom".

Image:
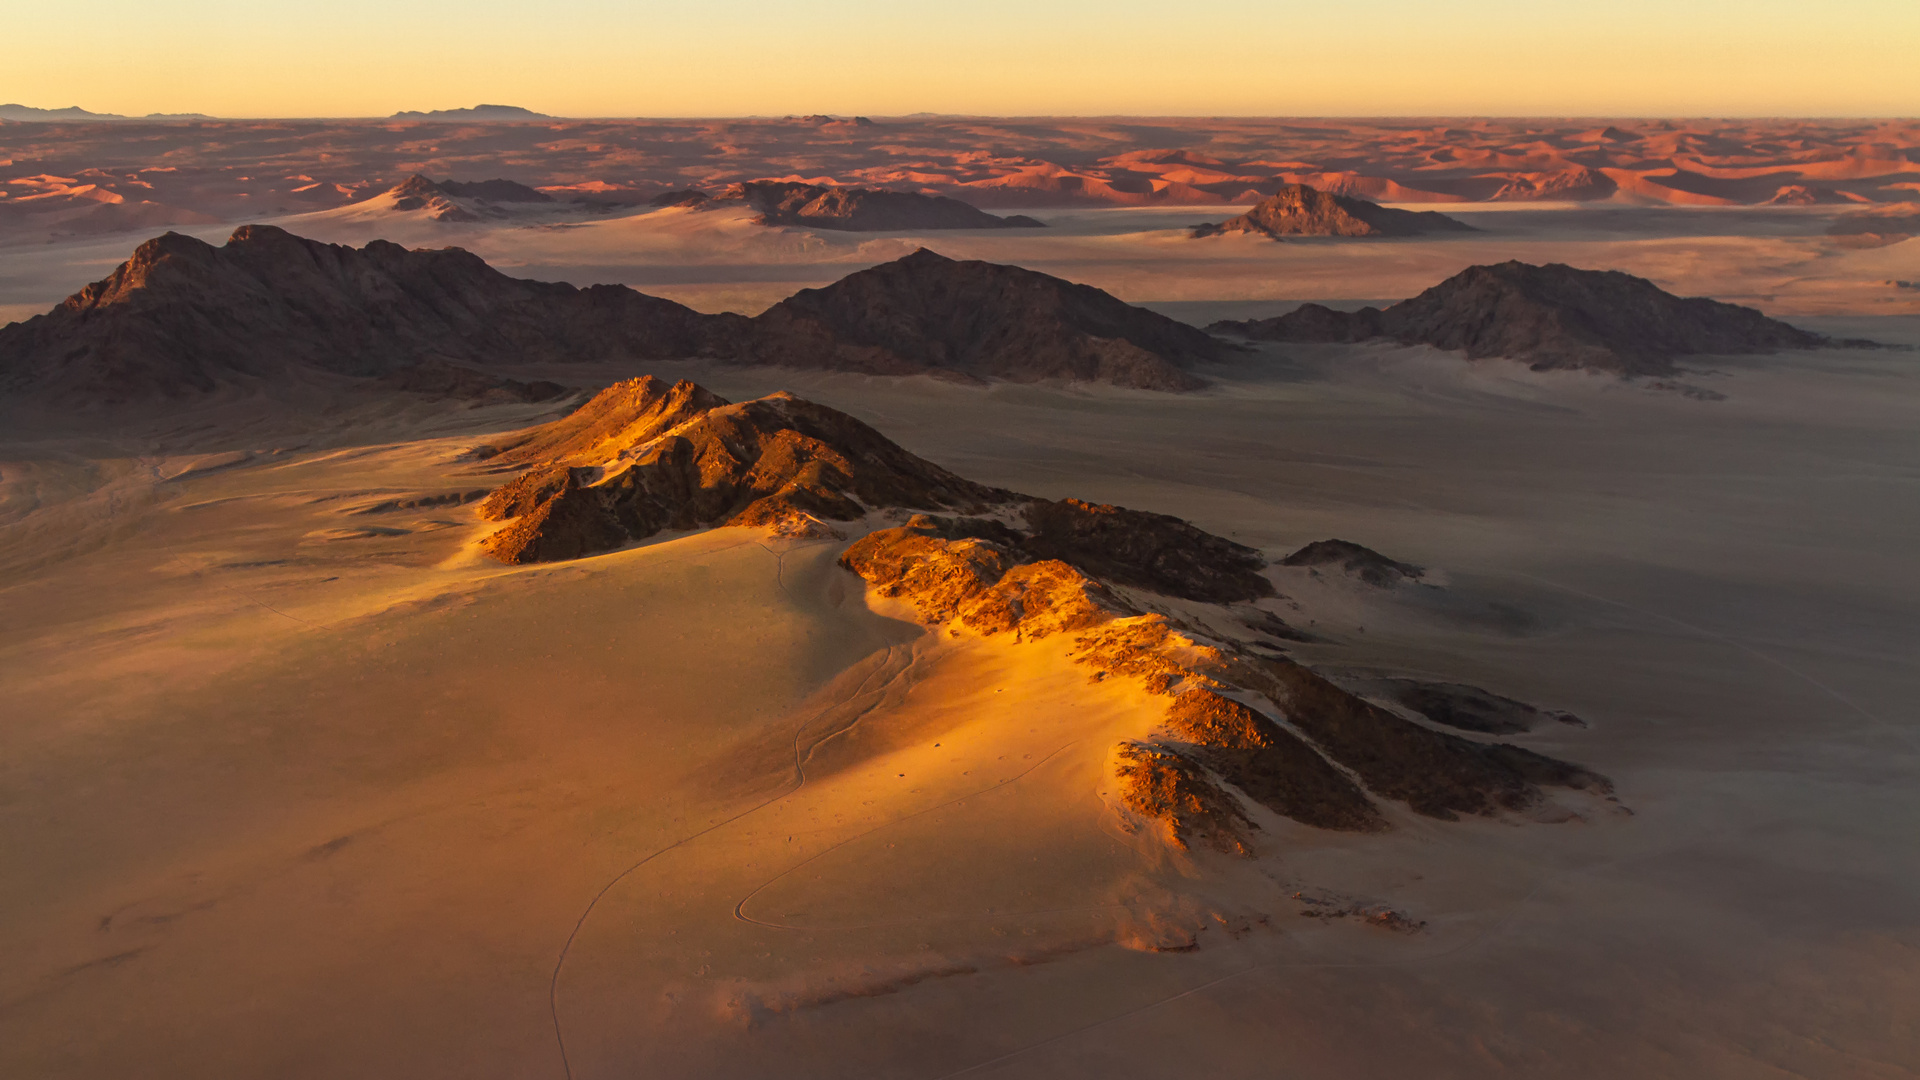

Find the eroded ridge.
[
  {"left": 840, "top": 512, "right": 1616, "bottom": 856},
  {"left": 1211, "top": 260, "right": 1835, "bottom": 376},
  {"left": 476, "top": 379, "right": 1009, "bottom": 563},
  {"left": 475, "top": 383, "right": 1616, "bottom": 853}
]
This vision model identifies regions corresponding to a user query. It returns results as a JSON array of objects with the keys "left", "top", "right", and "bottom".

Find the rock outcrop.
[
  {"left": 1764, "top": 184, "right": 1856, "bottom": 206},
  {"left": 378, "top": 175, "right": 557, "bottom": 219},
  {"left": 436, "top": 178, "right": 552, "bottom": 203},
  {"left": 1281, "top": 539, "right": 1424, "bottom": 586},
  {"left": 1362, "top": 678, "right": 1583, "bottom": 735},
  {"left": 476, "top": 380, "right": 1009, "bottom": 563},
  {"left": 719, "top": 180, "right": 1044, "bottom": 231},
  {"left": 746, "top": 248, "right": 1225, "bottom": 390},
  {"left": 839, "top": 514, "right": 1615, "bottom": 848},
  {"left": 384, "top": 174, "right": 479, "bottom": 221},
  {"left": 471, "top": 383, "right": 1615, "bottom": 850},
  {"left": 1210, "top": 261, "right": 1829, "bottom": 376},
  {"left": 1021, "top": 498, "right": 1273, "bottom": 602},
  {"left": 0, "top": 226, "right": 741, "bottom": 401},
  {"left": 1190, "top": 184, "right": 1471, "bottom": 239},
  {"left": 1487, "top": 166, "right": 1617, "bottom": 202}
]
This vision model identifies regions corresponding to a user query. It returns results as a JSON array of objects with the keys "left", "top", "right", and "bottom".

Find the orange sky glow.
[{"left": 6, "top": 0, "right": 1917, "bottom": 118}]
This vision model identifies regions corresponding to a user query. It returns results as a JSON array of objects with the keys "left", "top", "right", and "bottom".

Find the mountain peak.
[
  {"left": 1211, "top": 260, "right": 1828, "bottom": 375},
  {"left": 1193, "top": 183, "right": 1472, "bottom": 239},
  {"left": 749, "top": 249, "right": 1222, "bottom": 389}
]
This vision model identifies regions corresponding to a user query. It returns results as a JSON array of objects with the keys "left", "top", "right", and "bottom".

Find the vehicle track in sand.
[
  {"left": 730, "top": 740, "right": 1085, "bottom": 932},
  {"left": 548, "top": 540, "right": 937, "bottom": 1079}
]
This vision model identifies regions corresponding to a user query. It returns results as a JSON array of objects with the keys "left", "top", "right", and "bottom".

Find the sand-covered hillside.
[{"left": 3, "top": 321, "right": 1917, "bottom": 1076}]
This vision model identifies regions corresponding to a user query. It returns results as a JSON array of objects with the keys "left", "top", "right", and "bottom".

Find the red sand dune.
[{"left": 2, "top": 117, "right": 1916, "bottom": 241}]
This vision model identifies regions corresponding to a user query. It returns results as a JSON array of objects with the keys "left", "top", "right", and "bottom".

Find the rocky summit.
[
  {"left": 475, "top": 378, "right": 1010, "bottom": 563},
  {"left": 1210, "top": 260, "right": 1830, "bottom": 375},
  {"left": 0, "top": 229, "right": 1231, "bottom": 403},
  {"left": 1190, "top": 183, "right": 1472, "bottom": 239},
  {"left": 0, "top": 225, "right": 737, "bottom": 401},
  {"left": 746, "top": 248, "right": 1226, "bottom": 390}
]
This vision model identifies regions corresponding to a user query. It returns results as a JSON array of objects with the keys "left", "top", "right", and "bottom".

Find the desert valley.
[{"left": 2, "top": 108, "right": 1917, "bottom": 1079}]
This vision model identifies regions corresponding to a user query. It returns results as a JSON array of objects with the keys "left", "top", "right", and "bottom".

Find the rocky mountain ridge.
[
  {"left": 0, "top": 231, "right": 1226, "bottom": 400},
  {"left": 1211, "top": 260, "right": 1833, "bottom": 375},
  {"left": 0, "top": 225, "right": 733, "bottom": 401},
  {"left": 1191, "top": 183, "right": 1472, "bottom": 239},
  {"left": 471, "top": 376, "right": 1618, "bottom": 853},
  {"left": 748, "top": 248, "right": 1225, "bottom": 390}
]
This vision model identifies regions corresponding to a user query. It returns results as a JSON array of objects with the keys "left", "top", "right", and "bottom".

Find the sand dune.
[
  {"left": 3, "top": 337, "right": 1916, "bottom": 1076},
  {"left": 5, "top": 117, "right": 1917, "bottom": 247}
]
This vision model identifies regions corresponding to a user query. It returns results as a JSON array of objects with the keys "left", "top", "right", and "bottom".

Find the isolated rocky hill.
[
  {"left": 373, "top": 174, "right": 558, "bottom": 221},
  {"left": 475, "top": 378, "right": 1010, "bottom": 562},
  {"left": 1191, "top": 183, "right": 1472, "bottom": 238},
  {"left": 1210, "top": 260, "right": 1830, "bottom": 375},
  {"left": 711, "top": 180, "right": 1045, "bottom": 231},
  {"left": 0, "top": 225, "right": 738, "bottom": 400},
  {"left": 746, "top": 248, "right": 1225, "bottom": 389},
  {"left": 382, "top": 175, "right": 481, "bottom": 221},
  {"left": 473, "top": 376, "right": 1617, "bottom": 847}
]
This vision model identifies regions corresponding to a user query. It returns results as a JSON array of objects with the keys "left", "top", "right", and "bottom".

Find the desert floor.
[{"left": 2, "top": 213, "right": 1918, "bottom": 1078}]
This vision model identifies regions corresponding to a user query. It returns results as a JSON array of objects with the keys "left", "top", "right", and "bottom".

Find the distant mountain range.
[
  {"left": 0, "top": 104, "right": 214, "bottom": 122},
  {"left": 0, "top": 227, "right": 1223, "bottom": 400},
  {"left": 0, "top": 103, "right": 557, "bottom": 123},
  {"left": 0, "top": 226, "right": 1859, "bottom": 403},
  {"left": 388, "top": 105, "right": 551, "bottom": 121}
]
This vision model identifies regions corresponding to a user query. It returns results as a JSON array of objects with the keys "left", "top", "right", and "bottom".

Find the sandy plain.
[{"left": 3, "top": 133, "right": 1919, "bottom": 1076}]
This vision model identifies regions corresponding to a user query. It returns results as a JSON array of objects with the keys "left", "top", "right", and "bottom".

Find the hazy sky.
[{"left": 8, "top": 0, "right": 1917, "bottom": 118}]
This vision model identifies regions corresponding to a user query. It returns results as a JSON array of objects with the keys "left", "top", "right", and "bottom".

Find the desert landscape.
[{"left": 2, "top": 104, "right": 1918, "bottom": 1080}]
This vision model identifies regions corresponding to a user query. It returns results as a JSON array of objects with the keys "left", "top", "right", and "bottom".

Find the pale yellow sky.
[{"left": 6, "top": 0, "right": 1917, "bottom": 118}]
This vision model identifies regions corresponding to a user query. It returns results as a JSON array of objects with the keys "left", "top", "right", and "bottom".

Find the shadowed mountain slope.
[
  {"left": 0, "top": 225, "right": 742, "bottom": 401},
  {"left": 746, "top": 248, "right": 1226, "bottom": 390},
  {"left": 476, "top": 378, "right": 1010, "bottom": 563},
  {"left": 1191, "top": 183, "right": 1471, "bottom": 239},
  {"left": 1211, "top": 261, "right": 1829, "bottom": 375},
  {"left": 2, "top": 230, "right": 1229, "bottom": 402}
]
